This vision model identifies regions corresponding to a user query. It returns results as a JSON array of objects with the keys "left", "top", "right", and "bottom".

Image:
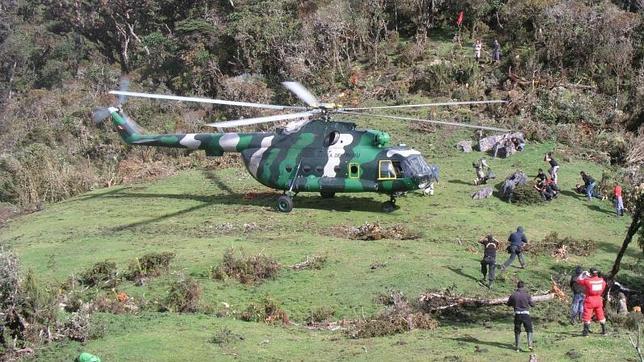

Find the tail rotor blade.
[
  {"left": 92, "top": 108, "right": 112, "bottom": 124},
  {"left": 282, "top": 81, "right": 320, "bottom": 108}
]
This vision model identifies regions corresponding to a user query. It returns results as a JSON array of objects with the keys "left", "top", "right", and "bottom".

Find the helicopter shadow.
[{"left": 448, "top": 179, "right": 474, "bottom": 186}]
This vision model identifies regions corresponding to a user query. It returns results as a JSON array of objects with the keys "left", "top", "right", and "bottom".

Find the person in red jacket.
[{"left": 576, "top": 267, "right": 607, "bottom": 336}]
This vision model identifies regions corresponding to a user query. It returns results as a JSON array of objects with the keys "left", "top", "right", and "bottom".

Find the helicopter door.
[{"left": 348, "top": 162, "right": 360, "bottom": 178}]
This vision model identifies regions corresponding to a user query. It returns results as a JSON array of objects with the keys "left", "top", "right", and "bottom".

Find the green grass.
[{"left": 1, "top": 136, "right": 640, "bottom": 361}]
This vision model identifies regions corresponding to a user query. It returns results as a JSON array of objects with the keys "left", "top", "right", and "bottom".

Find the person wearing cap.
[
  {"left": 576, "top": 268, "right": 607, "bottom": 336},
  {"left": 507, "top": 280, "right": 535, "bottom": 352},
  {"left": 569, "top": 266, "right": 585, "bottom": 324},
  {"left": 501, "top": 226, "right": 528, "bottom": 271},
  {"left": 479, "top": 234, "right": 500, "bottom": 288}
]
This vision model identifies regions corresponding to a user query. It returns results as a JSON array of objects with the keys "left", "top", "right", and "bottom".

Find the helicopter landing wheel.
[
  {"left": 320, "top": 191, "right": 335, "bottom": 199},
  {"left": 381, "top": 200, "right": 396, "bottom": 213},
  {"left": 277, "top": 195, "right": 294, "bottom": 213}
]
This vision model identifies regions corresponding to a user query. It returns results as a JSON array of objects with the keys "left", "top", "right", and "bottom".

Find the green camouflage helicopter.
[{"left": 93, "top": 81, "right": 507, "bottom": 212}]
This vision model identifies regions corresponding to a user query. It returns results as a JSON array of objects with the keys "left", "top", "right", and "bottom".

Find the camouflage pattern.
[{"left": 108, "top": 108, "right": 438, "bottom": 196}]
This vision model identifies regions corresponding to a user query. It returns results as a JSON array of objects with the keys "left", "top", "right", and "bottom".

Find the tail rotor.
[{"left": 92, "top": 77, "right": 130, "bottom": 125}]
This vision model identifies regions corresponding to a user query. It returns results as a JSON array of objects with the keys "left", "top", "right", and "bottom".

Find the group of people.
[
  {"left": 474, "top": 39, "right": 501, "bottom": 63},
  {"left": 507, "top": 268, "right": 607, "bottom": 352},
  {"left": 477, "top": 226, "right": 528, "bottom": 288},
  {"left": 477, "top": 227, "right": 610, "bottom": 351}
]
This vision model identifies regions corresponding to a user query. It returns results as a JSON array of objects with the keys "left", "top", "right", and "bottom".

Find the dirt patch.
[{"left": 329, "top": 222, "right": 421, "bottom": 240}]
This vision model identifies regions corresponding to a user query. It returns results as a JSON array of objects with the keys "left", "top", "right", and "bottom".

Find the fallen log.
[{"left": 418, "top": 281, "right": 566, "bottom": 312}]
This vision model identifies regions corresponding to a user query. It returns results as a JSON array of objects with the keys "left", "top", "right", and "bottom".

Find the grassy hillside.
[{"left": 1, "top": 134, "right": 640, "bottom": 361}]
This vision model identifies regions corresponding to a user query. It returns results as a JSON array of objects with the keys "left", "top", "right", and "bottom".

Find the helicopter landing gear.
[
  {"left": 381, "top": 196, "right": 397, "bottom": 213},
  {"left": 277, "top": 194, "right": 294, "bottom": 213},
  {"left": 320, "top": 191, "right": 335, "bottom": 199}
]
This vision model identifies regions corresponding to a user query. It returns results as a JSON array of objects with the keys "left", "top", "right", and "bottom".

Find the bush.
[
  {"left": 126, "top": 252, "right": 175, "bottom": 283},
  {"left": 163, "top": 275, "right": 202, "bottom": 313},
  {"left": 240, "top": 296, "right": 289, "bottom": 325},
  {"left": 511, "top": 184, "right": 544, "bottom": 205},
  {"left": 527, "top": 232, "right": 597, "bottom": 257},
  {"left": 210, "top": 327, "right": 245, "bottom": 345},
  {"left": 211, "top": 249, "right": 281, "bottom": 285},
  {"left": 79, "top": 261, "right": 119, "bottom": 288},
  {"left": 306, "top": 306, "right": 335, "bottom": 324}
]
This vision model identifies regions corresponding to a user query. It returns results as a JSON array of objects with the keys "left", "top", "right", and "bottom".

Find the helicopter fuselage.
[{"left": 108, "top": 109, "right": 438, "bottom": 208}]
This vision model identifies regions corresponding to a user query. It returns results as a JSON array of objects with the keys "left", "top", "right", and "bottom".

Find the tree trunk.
[{"left": 609, "top": 201, "right": 642, "bottom": 279}]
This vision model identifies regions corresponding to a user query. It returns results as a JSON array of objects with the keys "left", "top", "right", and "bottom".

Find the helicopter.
[{"left": 93, "top": 81, "right": 508, "bottom": 213}]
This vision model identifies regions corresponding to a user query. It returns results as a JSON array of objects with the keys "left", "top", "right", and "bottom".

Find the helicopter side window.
[
  {"left": 378, "top": 160, "right": 397, "bottom": 180},
  {"left": 393, "top": 161, "right": 403, "bottom": 177},
  {"left": 349, "top": 163, "right": 360, "bottom": 178},
  {"left": 324, "top": 131, "right": 340, "bottom": 147}
]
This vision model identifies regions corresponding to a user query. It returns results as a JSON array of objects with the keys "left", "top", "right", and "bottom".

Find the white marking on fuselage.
[
  {"left": 248, "top": 135, "right": 274, "bottom": 177},
  {"left": 323, "top": 134, "right": 354, "bottom": 177},
  {"left": 219, "top": 133, "right": 240, "bottom": 152},
  {"left": 386, "top": 149, "right": 421, "bottom": 158},
  {"left": 179, "top": 134, "right": 201, "bottom": 149}
]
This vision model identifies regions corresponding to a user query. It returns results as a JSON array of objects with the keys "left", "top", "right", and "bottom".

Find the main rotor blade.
[
  {"left": 206, "top": 111, "right": 318, "bottom": 128},
  {"left": 337, "top": 110, "right": 511, "bottom": 132},
  {"left": 117, "top": 78, "right": 130, "bottom": 105},
  {"left": 282, "top": 81, "right": 320, "bottom": 108},
  {"left": 342, "top": 100, "right": 507, "bottom": 111},
  {"left": 108, "top": 91, "right": 306, "bottom": 111}
]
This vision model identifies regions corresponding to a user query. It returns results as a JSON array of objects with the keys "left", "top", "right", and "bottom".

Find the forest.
[{"left": 0, "top": 0, "right": 642, "bottom": 208}]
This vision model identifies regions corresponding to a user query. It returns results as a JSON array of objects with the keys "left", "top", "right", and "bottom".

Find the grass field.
[{"left": 1, "top": 133, "right": 641, "bottom": 361}]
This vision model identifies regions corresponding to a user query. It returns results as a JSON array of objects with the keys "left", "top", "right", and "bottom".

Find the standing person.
[
  {"left": 474, "top": 39, "right": 482, "bottom": 62},
  {"left": 544, "top": 152, "right": 559, "bottom": 184},
  {"left": 614, "top": 182, "right": 624, "bottom": 216},
  {"left": 576, "top": 268, "right": 607, "bottom": 336},
  {"left": 580, "top": 171, "right": 597, "bottom": 201},
  {"left": 570, "top": 266, "right": 585, "bottom": 324},
  {"left": 492, "top": 39, "right": 501, "bottom": 63},
  {"left": 501, "top": 226, "right": 528, "bottom": 271},
  {"left": 507, "top": 281, "right": 535, "bottom": 352},
  {"left": 479, "top": 234, "right": 499, "bottom": 288}
]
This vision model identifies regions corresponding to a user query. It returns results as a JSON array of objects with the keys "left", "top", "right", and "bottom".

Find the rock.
[
  {"left": 456, "top": 140, "right": 473, "bottom": 153},
  {"left": 501, "top": 171, "right": 528, "bottom": 202},
  {"left": 471, "top": 187, "right": 493, "bottom": 200}
]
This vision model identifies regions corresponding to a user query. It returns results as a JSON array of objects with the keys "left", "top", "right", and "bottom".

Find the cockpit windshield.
[{"left": 402, "top": 155, "right": 431, "bottom": 175}]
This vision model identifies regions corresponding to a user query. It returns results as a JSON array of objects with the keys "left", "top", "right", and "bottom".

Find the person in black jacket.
[
  {"left": 501, "top": 226, "right": 528, "bottom": 270},
  {"left": 508, "top": 281, "right": 535, "bottom": 352},
  {"left": 570, "top": 266, "right": 585, "bottom": 324},
  {"left": 479, "top": 234, "right": 499, "bottom": 288}
]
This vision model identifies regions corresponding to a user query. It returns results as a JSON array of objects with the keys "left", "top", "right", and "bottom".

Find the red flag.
[{"left": 456, "top": 11, "right": 464, "bottom": 27}]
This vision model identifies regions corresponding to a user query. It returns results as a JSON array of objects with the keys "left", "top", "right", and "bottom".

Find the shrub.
[
  {"left": 79, "top": 261, "right": 119, "bottom": 288},
  {"left": 306, "top": 306, "right": 335, "bottom": 324},
  {"left": 527, "top": 232, "right": 597, "bottom": 257},
  {"left": 240, "top": 296, "right": 289, "bottom": 325},
  {"left": 211, "top": 249, "right": 281, "bottom": 285},
  {"left": 163, "top": 275, "right": 202, "bottom": 313},
  {"left": 511, "top": 184, "right": 543, "bottom": 205},
  {"left": 126, "top": 252, "right": 175, "bottom": 283},
  {"left": 210, "top": 327, "right": 245, "bottom": 345}
]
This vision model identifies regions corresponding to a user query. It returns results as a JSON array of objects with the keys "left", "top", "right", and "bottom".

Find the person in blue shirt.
[{"left": 501, "top": 226, "right": 528, "bottom": 270}]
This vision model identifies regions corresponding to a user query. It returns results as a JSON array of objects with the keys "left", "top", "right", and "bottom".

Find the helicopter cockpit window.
[
  {"left": 324, "top": 131, "right": 341, "bottom": 147},
  {"left": 378, "top": 160, "right": 397, "bottom": 180}
]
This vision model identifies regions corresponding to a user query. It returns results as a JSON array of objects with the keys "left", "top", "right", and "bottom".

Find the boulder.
[{"left": 456, "top": 140, "right": 473, "bottom": 153}]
